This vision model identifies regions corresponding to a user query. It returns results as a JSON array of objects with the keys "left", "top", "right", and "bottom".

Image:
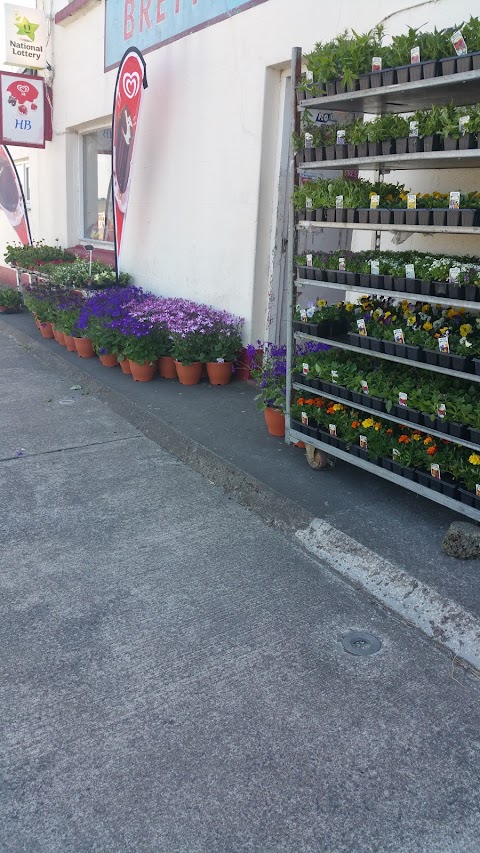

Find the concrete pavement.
[{"left": 2, "top": 323, "right": 480, "bottom": 851}]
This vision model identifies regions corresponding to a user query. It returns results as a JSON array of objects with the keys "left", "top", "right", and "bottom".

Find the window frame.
[{"left": 78, "top": 121, "right": 114, "bottom": 248}]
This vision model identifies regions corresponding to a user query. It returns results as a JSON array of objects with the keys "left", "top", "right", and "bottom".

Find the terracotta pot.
[
  {"left": 64, "top": 334, "right": 76, "bottom": 352},
  {"left": 39, "top": 322, "right": 54, "bottom": 339},
  {"left": 119, "top": 358, "right": 132, "bottom": 375},
  {"left": 129, "top": 359, "right": 157, "bottom": 382},
  {"left": 54, "top": 329, "right": 66, "bottom": 346},
  {"left": 295, "top": 441, "right": 306, "bottom": 449},
  {"left": 264, "top": 407, "right": 285, "bottom": 437},
  {"left": 0, "top": 306, "right": 7, "bottom": 313},
  {"left": 158, "top": 355, "right": 177, "bottom": 379},
  {"left": 73, "top": 336, "right": 95, "bottom": 358},
  {"left": 175, "top": 360, "right": 202, "bottom": 386},
  {"left": 99, "top": 352, "right": 118, "bottom": 367},
  {"left": 206, "top": 361, "right": 233, "bottom": 385}
]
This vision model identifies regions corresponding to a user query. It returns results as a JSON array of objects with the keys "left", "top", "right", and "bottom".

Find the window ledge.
[{"left": 55, "top": 0, "right": 101, "bottom": 27}]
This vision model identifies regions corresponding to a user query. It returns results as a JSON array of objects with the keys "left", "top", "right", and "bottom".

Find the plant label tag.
[
  {"left": 370, "top": 260, "right": 380, "bottom": 275},
  {"left": 451, "top": 30, "right": 468, "bottom": 56},
  {"left": 393, "top": 448, "right": 401, "bottom": 459},
  {"left": 306, "top": 197, "right": 313, "bottom": 210},
  {"left": 300, "top": 309, "right": 307, "bottom": 321},
  {"left": 305, "top": 132, "right": 313, "bottom": 148},
  {"left": 370, "top": 194, "right": 380, "bottom": 209},
  {"left": 459, "top": 115, "right": 470, "bottom": 136},
  {"left": 449, "top": 191, "right": 460, "bottom": 210},
  {"left": 438, "top": 335, "right": 450, "bottom": 354},
  {"left": 359, "top": 434, "right": 368, "bottom": 449},
  {"left": 301, "top": 411, "right": 309, "bottom": 425},
  {"left": 329, "top": 423, "right": 337, "bottom": 436},
  {"left": 409, "top": 121, "right": 419, "bottom": 138},
  {"left": 216, "top": 358, "right": 225, "bottom": 363},
  {"left": 411, "top": 46, "right": 421, "bottom": 64},
  {"left": 437, "top": 403, "right": 446, "bottom": 419},
  {"left": 331, "top": 370, "right": 339, "bottom": 381},
  {"left": 306, "top": 69, "right": 314, "bottom": 82},
  {"left": 336, "top": 195, "right": 344, "bottom": 209},
  {"left": 394, "top": 328, "right": 405, "bottom": 344},
  {"left": 357, "top": 319, "right": 367, "bottom": 336},
  {"left": 361, "top": 380, "right": 369, "bottom": 394},
  {"left": 449, "top": 267, "right": 460, "bottom": 283},
  {"left": 476, "top": 484, "right": 480, "bottom": 498},
  {"left": 430, "top": 463, "right": 441, "bottom": 479},
  {"left": 306, "top": 253, "right": 313, "bottom": 267},
  {"left": 372, "top": 56, "right": 382, "bottom": 72},
  {"left": 405, "top": 263, "right": 415, "bottom": 278},
  {"left": 399, "top": 392, "right": 408, "bottom": 406},
  {"left": 338, "top": 257, "right": 346, "bottom": 271},
  {"left": 336, "top": 129, "right": 345, "bottom": 143},
  {"left": 407, "top": 195, "right": 417, "bottom": 210},
  {"left": 302, "top": 362, "right": 309, "bottom": 375}
]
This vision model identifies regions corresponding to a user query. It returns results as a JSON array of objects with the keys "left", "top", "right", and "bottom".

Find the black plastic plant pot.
[
  {"left": 326, "top": 209, "right": 336, "bottom": 222},
  {"left": 396, "top": 66, "right": 410, "bottom": 84},
  {"left": 293, "top": 372, "right": 304, "bottom": 385},
  {"left": 358, "top": 73, "right": 370, "bottom": 91},
  {"left": 405, "top": 406, "right": 420, "bottom": 423},
  {"left": 357, "top": 209, "right": 370, "bottom": 224},
  {"left": 392, "top": 209, "right": 406, "bottom": 225},
  {"left": 465, "top": 284, "right": 478, "bottom": 302},
  {"left": 472, "top": 52, "right": 480, "bottom": 70},
  {"left": 346, "top": 208, "right": 358, "bottom": 223},
  {"left": 368, "top": 209, "right": 380, "bottom": 224},
  {"left": 335, "top": 79, "right": 346, "bottom": 95},
  {"left": 369, "top": 338, "right": 383, "bottom": 353},
  {"left": 448, "top": 421, "right": 465, "bottom": 439},
  {"left": 395, "top": 343, "right": 408, "bottom": 359},
  {"left": 474, "top": 358, "right": 480, "bottom": 376},
  {"left": 461, "top": 209, "right": 477, "bottom": 227},
  {"left": 369, "top": 274, "right": 384, "bottom": 289},
  {"left": 370, "top": 71, "right": 382, "bottom": 89},
  {"left": 448, "top": 282, "right": 465, "bottom": 300},
  {"left": 358, "top": 447, "right": 370, "bottom": 461},
  {"left": 314, "top": 208, "right": 325, "bottom": 222},
  {"left": 335, "top": 209, "right": 347, "bottom": 223},
  {"left": 450, "top": 354, "right": 470, "bottom": 373},
  {"left": 326, "top": 80, "right": 336, "bottom": 96},
  {"left": 293, "top": 322, "right": 304, "bottom": 334},
  {"left": 359, "top": 273, "right": 371, "bottom": 288},
  {"left": 381, "top": 457, "right": 393, "bottom": 472},
  {"left": 422, "top": 134, "right": 442, "bottom": 152},
  {"left": 300, "top": 375, "right": 312, "bottom": 387},
  {"left": 311, "top": 378, "right": 321, "bottom": 390},
  {"left": 296, "top": 208, "right": 307, "bottom": 223},
  {"left": 302, "top": 148, "right": 316, "bottom": 163},
  {"left": 430, "top": 477, "right": 443, "bottom": 494},
  {"left": 346, "top": 79, "right": 358, "bottom": 92},
  {"left": 344, "top": 271, "right": 358, "bottom": 286},
  {"left": 320, "top": 381, "right": 333, "bottom": 394},
  {"left": 395, "top": 137, "right": 408, "bottom": 155},
  {"left": 416, "top": 470, "right": 432, "bottom": 489},
  {"left": 423, "top": 60, "right": 438, "bottom": 79},
  {"left": 382, "top": 69, "right": 396, "bottom": 87},
  {"left": 424, "top": 349, "right": 439, "bottom": 367},
  {"left": 435, "top": 418, "right": 449, "bottom": 434},
  {"left": 417, "top": 209, "right": 432, "bottom": 226},
  {"left": 359, "top": 336, "right": 371, "bottom": 350},
  {"left": 409, "top": 63, "right": 423, "bottom": 82},
  {"left": 361, "top": 393, "right": 373, "bottom": 408},
  {"left": 314, "top": 147, "right": 325, "bottom": 162},
  {"left": 356, "top": 143, "right": 369, "bottom": 158},
  {"left": 382, "top": 275, "right": 393, "bottom": 290},
  {"left": 443, "top": 136, "right": 458, "bottom": 151},
  {"left": 336, "top": 270, "right": 347, "bottom": 284},
  {"left": 325, "top": 144, "right": 336, "bottom": 161},
  {"left": 371, "top": 397, "right": 384, "bottom": 412},
  {"left": 405, "top": 210, "right": 418, "bottom": 225},
  {"left": 459, "top": 133, "right": 476, "bottom": 150},
  {"left": 406, "top": 277, "right": 419, "bottom": 294},
  {"left": 391, "top": 461, "right": 404, "bottom": 477},
  {"left": 305, "top": 210, "right": 316, "bottom": 222},
  {"left": 433, "top": 280, "right": 448, "bottom": 296},
  {"left": 304, "top": 424, "right": 319, "bottom": 439},
  {"left": 383, "top": 340, "right": 396, "bottom": 355},
  {"left": 408, "top": 137, "right": 424, "bottom": 154},
  {"left": 317, "top": 321, "right": 331, "bottom": 336},
  {"left": 350, "top": 391, "right": 362, "bottom": 404},
  {"left": 432, "top": 209, "right": 447, "bottom": 226},
  {"left": 441, "top": 480, "right": 458, "bottom": 499},
  {"left": 393, "top": 276, "right": 406, "bottom": 292},
  {"left": 406, "top": 345, "right": 421, "bottom": 362},
  {"left": 368, "top": 455, "right": 381, "bottom": 467},
  {"left": 290, "top": 419, "right": 304, "bottom": 434},
  {"left": 437, "top": 352, "right": 452, "bottom": 369},
  {"left": 335, "top": 144, "right": 348, "bottom": 160},
  {"left": 457, "top": 54, "right": 473, "bottom": 73},
  {"left": 380, "top": 209, "right": 392, "bottom": 224},
  {"left": 468, "top": 427, "right": 480, "bottom": 445},
  {"left": 337, "top": 386, "right": 350, "bottom": 400},
  {"left": 347, "top": 144, "right": 357, "bottom": 159},
  {"left": 381, "top": 139, "right": 394, "bottom": 155},
  {"left": 438, "top": 57, "right": 457, "bottom": 76},
  {"left": 458, "top": 488, "right": 480, "bottom": 509},
  {"left": 402, "top": 467, "right": 417, "bottom": 482},
  {"left": 350, "top": 445, "right": 361, "bottom": 458},
  {"left": 337, "top": 438, "right": 348, "bottom": 452},
  {"left": 367, "top": 141, "right": 381, "bottom": 157},
  {"left": 314, "top": 269, "right": 327, "bottom": 282},
  {"left": 421, "top": 413, "right": 435, "bottom": 428},
  {"left": 420, "top": 279, "right": 432, "bottom": 295},
  {"left": 446, "top": 209, "right": 461, "bottom": 226},
  {"left": 326, "top": 269, "right": 337, "bottom": 282},
  {"left": 307, "top": 323, "right": 319, "bottom": 336}
]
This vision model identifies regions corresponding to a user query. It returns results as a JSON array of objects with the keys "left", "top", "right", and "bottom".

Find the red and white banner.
[
  {"left": 0, "top": 145, "right": 31, "bottom": 243},
  {"left": 112, "top": 47, "right": 147, "bottom": 274}
]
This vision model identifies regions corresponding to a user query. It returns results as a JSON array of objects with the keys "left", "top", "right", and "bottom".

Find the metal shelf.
[
  {"left": 297, "top": 220, "right": 480, "bottom": 235},
  {"left": 294, "top": 331, "right": 480, "bottom": 383},
  {"left": 293, "top": 382, "right": 480, "bottom": 451},
  {"left": 295, "top": 277, "right": 480, "bottom": 311},
  {"left": 298, "top": 148, "right": 480, "bottom": 172},
  {"left": 300, "top": 69, "right": 480, "bottom": 114},
  {"left": 288, "top": 428, "right": 480, "bottom": 521}
]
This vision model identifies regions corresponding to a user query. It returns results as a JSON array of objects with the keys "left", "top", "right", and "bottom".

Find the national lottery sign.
[{"left": 105, "top": 0, "right": 270, "bottom": 70}]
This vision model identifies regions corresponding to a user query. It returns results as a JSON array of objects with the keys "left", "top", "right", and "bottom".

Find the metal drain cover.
[{"left": 342, "top": 631, "right": 382, "bottom": 657}]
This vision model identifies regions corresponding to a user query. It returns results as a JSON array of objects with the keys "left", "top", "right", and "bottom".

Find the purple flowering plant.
[{"left": 248, "top": 342, "right": 287, "bottom": 412}]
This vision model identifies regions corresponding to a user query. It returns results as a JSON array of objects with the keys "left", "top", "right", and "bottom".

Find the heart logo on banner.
[{"left": 123, "top": 72, "right": 140, "bottom": 100}]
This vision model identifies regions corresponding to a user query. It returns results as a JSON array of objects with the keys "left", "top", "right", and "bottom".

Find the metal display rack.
[{"left": 285, "top": 48, "right": 480, "bottom": 520}]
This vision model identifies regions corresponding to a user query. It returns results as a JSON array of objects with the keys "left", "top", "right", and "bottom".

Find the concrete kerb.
[{"left": 3, "top": 317, "right": 480, "bottom": 672}]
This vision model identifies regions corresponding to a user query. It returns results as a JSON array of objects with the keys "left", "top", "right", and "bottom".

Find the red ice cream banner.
[
  {"left": 0, "top": 145, "right": 32, "bottom": 244},
  {"left": 112, "top": 48, "right": 147, "bottom": 275}
]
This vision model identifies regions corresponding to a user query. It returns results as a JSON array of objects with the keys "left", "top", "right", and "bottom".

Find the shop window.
[
  {"left": 16, "top": 161, "right": 30, "bottom": 209},
  {"left": 82, "top": 128, "right": 113, "bottom": 242}
]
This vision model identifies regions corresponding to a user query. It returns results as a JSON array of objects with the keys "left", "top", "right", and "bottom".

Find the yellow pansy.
[
  {"left": 362, "top": 417, "right": 374, "bottom": 428},
  {"left": 407, "top": 316, "right": 416, "bottom": 326},
  {"left": 469, "top": 453, "right": 480, "bottom": 466},
  {"left": 317, "top": 299, "right": 327, "bottom": 307},
  {"left": 422, "top": 304, "right": 430, "bottom": 313},
  {"left": 460, "top": 324, "right": 472, "bottom": 337},
  {"left": 423, "top": 321, "right": 433, "bottom": 331}
]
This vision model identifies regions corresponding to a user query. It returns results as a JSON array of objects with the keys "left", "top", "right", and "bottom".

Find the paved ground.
[
  {"left": 2, "top": 312, "right": 479, "bottom": 620},
  {"left": 2, "top": 325, "right": 480, "bottom": 852}
]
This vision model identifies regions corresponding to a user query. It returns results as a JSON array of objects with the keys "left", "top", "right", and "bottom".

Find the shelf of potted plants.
[{"left": 287, "top": 41, "right": 480, "bottom": 519}]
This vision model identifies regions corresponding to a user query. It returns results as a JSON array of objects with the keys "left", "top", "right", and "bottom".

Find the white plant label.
[
  {"left": 370, "top": 260, "right": 380, "bottom": 275},
  {"left": 305, "top": 133, "right": 313, "bottom": 148},
  {"left": 409, "top": 121, "right": 419, "bottom": 138},
  {"left": 451, "top": 30, "right": 468, "bottom": 56},
  {"left": 405, "top": 264, "right": 415, "bottom": 279},
  {"left": 372, "top": 57, "right": 382, "bottom": 72},
  {"left": 449, "top": 191, "right": 460, "bottom": 210},
  {"left": 411, "top": 46, "right": 421, "bottom": 64},
  {"left": 336, "top": 195, "right": 344, "bottom": 209},
  {"left": 306, "top": 253, "right": 313, "bottom": 267},
  {"left": 459, "top": 115, "right": 470, "bottom": 135}
]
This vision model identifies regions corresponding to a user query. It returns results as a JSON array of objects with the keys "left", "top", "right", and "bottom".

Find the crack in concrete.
[{"left": 0, "top": 434, "right": 145, "bottom": 464}]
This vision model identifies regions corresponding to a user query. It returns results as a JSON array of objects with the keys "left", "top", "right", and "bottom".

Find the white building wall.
[{"left": 0, "top": 0, "right": 479, "bottom": 341}]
